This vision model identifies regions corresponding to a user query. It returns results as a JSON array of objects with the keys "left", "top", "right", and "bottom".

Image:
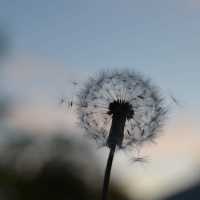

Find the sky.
[
  {"left": 1, "top": 0, "right": 200, "bottom": 199},
  {"left": 1, "top": 0, "right": 200, "bottom": 111}
]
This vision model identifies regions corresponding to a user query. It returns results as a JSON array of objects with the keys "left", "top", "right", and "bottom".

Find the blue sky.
[{"left": 1, "top": 0, "right": 200, "bottom": 111}]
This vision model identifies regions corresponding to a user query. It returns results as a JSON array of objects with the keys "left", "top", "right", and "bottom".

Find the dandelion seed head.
[{"left": 77, "top": 69, "right": 167, "bottom": 149}]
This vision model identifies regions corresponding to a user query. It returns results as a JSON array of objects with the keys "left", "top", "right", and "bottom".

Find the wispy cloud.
[{"left": 1, "top": 55, "right": 88, "bottom": 102}]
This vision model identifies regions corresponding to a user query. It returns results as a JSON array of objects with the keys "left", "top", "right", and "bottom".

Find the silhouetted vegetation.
[
  {"left": 0, "top": 133, "right": 133, "bottom": 200},
  {"left": 164, "top": 182, "right": 200, "bottom": 200}
]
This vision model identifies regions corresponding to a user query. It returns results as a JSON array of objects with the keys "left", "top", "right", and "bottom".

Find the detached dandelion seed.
[{"left": 77, "top": 69, "right": 167, "bottom": 200}]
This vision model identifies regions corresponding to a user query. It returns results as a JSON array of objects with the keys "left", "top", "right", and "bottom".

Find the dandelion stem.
[{"left": 102, "top": 144, "right": 116, "bottom": 200}]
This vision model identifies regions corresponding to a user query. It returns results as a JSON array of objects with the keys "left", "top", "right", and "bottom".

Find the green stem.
[{"left": 101, "top": 144, "right": 116, "bottom": 200}]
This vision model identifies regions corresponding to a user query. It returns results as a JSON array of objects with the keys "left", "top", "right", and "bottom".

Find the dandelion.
[{"left": 77, "top": 69, "right": 167, "bottom": 200}]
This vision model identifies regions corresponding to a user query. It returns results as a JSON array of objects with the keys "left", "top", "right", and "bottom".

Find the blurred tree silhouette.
[
  {"left": 164, "top": 182, "right": 200, "bottom": 200},
  {"left": 0, "top": 133, "right": 134, "bottom": 200}
]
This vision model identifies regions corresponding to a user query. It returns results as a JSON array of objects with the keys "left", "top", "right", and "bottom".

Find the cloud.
[
  {"left": 0, "top": 55, "right": 88, "bottom": 103},
  {"left": 7, "top": 102, "right": 81, "bottom": 136}
]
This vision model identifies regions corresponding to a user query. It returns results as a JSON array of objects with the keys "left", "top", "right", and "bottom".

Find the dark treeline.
[{"left": 0, "top": 132, "right": 134, "bottom": 200}]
